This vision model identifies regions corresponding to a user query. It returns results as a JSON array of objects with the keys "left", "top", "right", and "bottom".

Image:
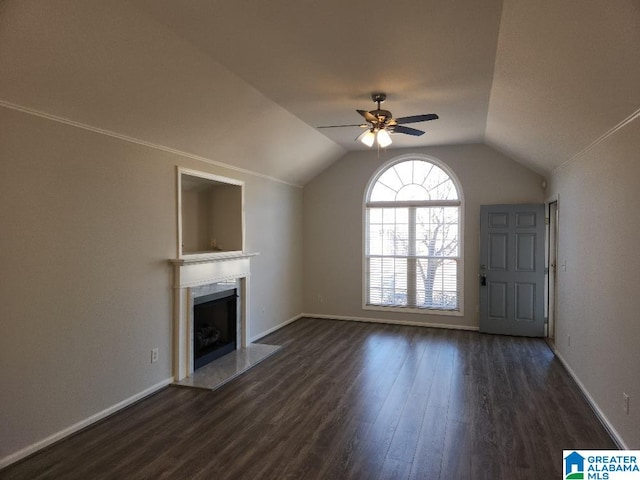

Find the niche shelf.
[{"left": 177, "top": 167, "right": 244, "bottom": 258}]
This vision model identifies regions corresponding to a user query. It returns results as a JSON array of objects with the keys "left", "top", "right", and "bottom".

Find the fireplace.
[
  {"left": 193, "top": 289, "right": 237, "bottom": 370},
  {"left": 170, "top": 252, "right": 258, "bottom": 381}
]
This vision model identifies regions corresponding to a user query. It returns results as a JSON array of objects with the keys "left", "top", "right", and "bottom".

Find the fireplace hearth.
[{"left": 193, "top": 289, "right": 237, "bottom": 370}]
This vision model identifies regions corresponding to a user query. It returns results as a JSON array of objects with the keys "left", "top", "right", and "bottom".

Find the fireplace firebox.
[{"left": 193, "top": 289, "right": 237, "bottom": 370}]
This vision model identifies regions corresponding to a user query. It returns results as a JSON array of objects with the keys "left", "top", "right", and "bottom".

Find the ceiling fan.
[{"left": 318, "top": 93, "right": 439, "bottom": 147}]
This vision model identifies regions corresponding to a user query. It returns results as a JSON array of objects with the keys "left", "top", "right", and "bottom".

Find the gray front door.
[{"left": 479, "top": 204, "right": 545, "bottom": 336}]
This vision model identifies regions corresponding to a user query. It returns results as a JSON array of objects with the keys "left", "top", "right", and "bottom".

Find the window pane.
[
  {"left": 378, "top": 168, "right": 404, "bottom": 191},
  {"left": 368, "top": 257, "right": 408, "bottom": 306},
  {"left": 381, "top": 225, "right": 396, "bottom": 255},
  {"left": 393, "top": 162, "right": 414, "bottom": 186},
  {"left": 413, "top": 161, "right": 434, "bottom": 186},
  {"left": 394, "top": 225, "right": 409, "bottom": 256},
  {"left": 422, "top": 165, "right": 458, "bottom": 200},
  {"left": 415, "top": 207, "right": 459, "bottom": 257},
  {"left": 369, "top": 209, "right": 382, "bottom": 223},
  {"left": 368, "top": 223, "right": 383, "bottom": 255},
  {"left": 370, "top": 181, "right": 397, "bottom": 202},
  {"left": 396, "top": 184, "right": 428, "bottom": 201},
  {"left": 369, "top": 160, "right": 459, "bottom": 203},
  {"left": 416, "top": 259, "right": 458, "bottom": 309},
  {"left": 368, "top": 208, "right": 409, "bottom": 256},
  {"left": 382, "top": 208, "right": 408, "bottom": 223},
  {"left": 370, "top": 168, "right": 403, "bottom": 201}
]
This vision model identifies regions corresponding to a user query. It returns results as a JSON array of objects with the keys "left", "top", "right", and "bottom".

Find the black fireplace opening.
[{"left": 193, "top": 289, "right": 237, "bottom": 370}]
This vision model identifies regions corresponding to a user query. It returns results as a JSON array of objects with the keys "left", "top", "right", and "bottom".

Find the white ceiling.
[
  {"left": 2, "top": 0, "right": 638, "bottom": 184},
  {"left": 130, "top": 0, "right": 640, "bottom": 177},
  {"left": 487, "top": 0, "right": 640, "bottom": 174},
  {"left": 132, "top": 0, "right": 503, "bottom": 150}
]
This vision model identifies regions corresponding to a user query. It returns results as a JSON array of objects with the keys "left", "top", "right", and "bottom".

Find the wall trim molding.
[
  {"left": 549, "top": 344, "right": 628, "bottom": 450},
  {"left": 553, "top": 106, "right": 640, "bottom": 174},
  {"left": 302, "top": 313, "right": 480, "bottom": 331},
  {"left": 0, "top": 377, "right": 174, "bottom": 469},
  {"left": 0, "top": 100, "right": 302, "bottom": 188},
  {"left": 249, "top": 314, "right": 304, "bottom": 342}
]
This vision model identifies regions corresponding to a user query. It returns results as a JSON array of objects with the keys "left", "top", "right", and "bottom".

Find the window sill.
[{"left": 363, "top": 304, "right": 464, "bottom": 317}]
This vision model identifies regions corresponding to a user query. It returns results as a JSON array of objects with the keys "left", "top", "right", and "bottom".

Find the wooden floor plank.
[{"left": 2, "top": 318, "right": 617, "bottom": 480}]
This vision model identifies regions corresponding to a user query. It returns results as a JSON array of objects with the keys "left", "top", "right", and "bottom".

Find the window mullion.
[{"left": 407, "top": 207, "right": 417, "bottom": 307}]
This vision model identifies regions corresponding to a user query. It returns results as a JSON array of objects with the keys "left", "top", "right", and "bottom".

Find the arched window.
[{"left": 364, "top": 155, "right": 463, "bottom": 314}]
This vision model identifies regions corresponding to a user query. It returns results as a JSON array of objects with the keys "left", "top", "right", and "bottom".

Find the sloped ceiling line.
[
  {"left": 552, "top": 107, "right": 640, "bottom": 175},
  {"left": 0, "top": 100, "right": 304, "bottom": 188},
  {"left": 3, "top": 0, "right": 638, "bottom": 183}
]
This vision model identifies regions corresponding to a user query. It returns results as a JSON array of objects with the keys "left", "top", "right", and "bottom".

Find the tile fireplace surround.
[{"left": 170, "top": 252, "right": 259, "bottom": 381}]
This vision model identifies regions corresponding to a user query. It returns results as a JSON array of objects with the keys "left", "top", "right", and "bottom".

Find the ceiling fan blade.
[
  {"left": 392, "top": 125, "right": 425, "bottom": 136},
  {"left": 395, "top": 113, "right": 439, "bottom": 124},
  {"left": 317, "top": 124, "right": 367, "bottom": 129},
  {"left": 357, "top": 109, "right": 378, "bottom": 123}
]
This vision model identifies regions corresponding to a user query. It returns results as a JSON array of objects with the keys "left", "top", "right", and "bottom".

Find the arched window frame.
[{"left": 362, "top": 154, "right": 464, "bottom": 316}]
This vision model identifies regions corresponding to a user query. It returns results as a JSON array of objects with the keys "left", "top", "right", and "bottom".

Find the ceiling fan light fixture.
[
  {"left": 317, "top": 92, "right": 438, "bottom": 146},
  {"left": 360, "top": 129, "right": 376, "bottom": 147},
  {"left": 377, "top": 129, "right": 392, "bottom": 147}
]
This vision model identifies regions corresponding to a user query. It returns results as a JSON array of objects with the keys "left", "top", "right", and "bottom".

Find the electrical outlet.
[
  {"left": 623, "top": 393, "right": 630, "bottom": 415},
  {"left": 151, "top": 348, "right": 159, "bottom": 364},
  {"left": 567, "top": 335, "right": 571, "bottom": 347},
  {"left": 317, "top": 294, "right": 323, "bottom": 305}
]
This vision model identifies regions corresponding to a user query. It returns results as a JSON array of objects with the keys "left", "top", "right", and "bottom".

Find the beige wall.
[
  {"left": 547, "top": 118, "right": 640, "bottom": 448},
  {"left": 210, "top": 185, "right": 243, "bottom": 252},
  {"left": 181, "top": 189, "right": 210, "bottom": 253},
  {"left": 303, "top": 144, "right": 545, "bottom": 328},
  {"left": 0, "top": 0, "right": 343, "bottom": 187},
  {"left": 0, "top": 0, "right": 314, "bottom": 463},
  {"left": 0, "top": 106, "right": 304, "bottom": 462},
  {"left": 181, "top": 184, "right": 243, "bottom": 254}
]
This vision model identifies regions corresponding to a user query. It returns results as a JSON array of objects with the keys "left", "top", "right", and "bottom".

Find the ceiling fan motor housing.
[
  {"left": 370, "top": 93, "right": 392, "bottom": 123},
  {"left": 372, "top": 109, "right": 393, "bottom": 123}
]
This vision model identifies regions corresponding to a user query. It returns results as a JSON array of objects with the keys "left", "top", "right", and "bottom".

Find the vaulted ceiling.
[
  {"left": 2, "top": 0, "right": 639, "bottom": 184},
  {"left": 131, "top": 0, "right": 504, "bottom": 151},
  {"left": 131, "top": 0, "right": 640, "bottom": 176}
]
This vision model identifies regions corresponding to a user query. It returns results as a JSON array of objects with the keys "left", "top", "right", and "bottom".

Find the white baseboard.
[
  {"left": 302, "top": 313, "right": 479, "bottom": 331},
  {"left": 249, "top": 314, "right": 304, "bottom": 343},
  {"left": 0, "top": 377, "right": 174, "bottom": 470},
  {"left": 4, "top": 324, "right": 623, "bottom": 471},
  {"left": 549, "top": 345, "right": 628, "bottom": 449}
]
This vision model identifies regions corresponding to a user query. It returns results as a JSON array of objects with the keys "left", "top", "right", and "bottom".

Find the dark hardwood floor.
[{"left": 2, "top": 318, "right": 616, "bottom": 479}]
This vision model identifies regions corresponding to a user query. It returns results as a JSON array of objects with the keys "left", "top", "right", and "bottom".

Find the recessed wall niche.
[{"left": 177, "top": 167, "right": 244, "bottom": 257}]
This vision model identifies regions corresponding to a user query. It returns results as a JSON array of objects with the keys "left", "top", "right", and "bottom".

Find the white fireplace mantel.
[{"left": 170, "top": 251, "right": 259, "bottom": 381}]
